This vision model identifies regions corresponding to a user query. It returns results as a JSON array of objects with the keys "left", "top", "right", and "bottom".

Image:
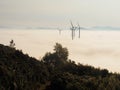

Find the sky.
[{"left": 0, "top": 0, "right": 120, "bottom": 28}]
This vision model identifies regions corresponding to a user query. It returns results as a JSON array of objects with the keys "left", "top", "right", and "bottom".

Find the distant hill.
[
  {"left": 0, "top": 44, "right": 120, "bottom": 90},
  {"left": 92, "top": 26, "right": 120, "bottom": 30}
]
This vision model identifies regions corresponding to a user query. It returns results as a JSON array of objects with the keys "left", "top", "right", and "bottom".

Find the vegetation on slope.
[
  {"left": 0, "top": 43, "right": 120, "bottom": 90},
  {"left": 0, "top": 44, "right": 49, "bottom": 90}
]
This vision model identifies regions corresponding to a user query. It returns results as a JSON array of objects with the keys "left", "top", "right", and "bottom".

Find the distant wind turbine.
[
  {"left": 58, "top": 28, "right": 62, "bottom": 35},
  {"left": 70, "top": 21, "right": 75, "bottom": 40},
  {"left": 78, "top": 23, "right": 80, "bottom": 38}
]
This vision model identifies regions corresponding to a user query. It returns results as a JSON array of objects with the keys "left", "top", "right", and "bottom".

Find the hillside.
[
  {"left": 0, "top": 44, "right": 49, "bottom": 90},
  {"left": 0, "top": 43, "right": 120, "bottom": 90}
]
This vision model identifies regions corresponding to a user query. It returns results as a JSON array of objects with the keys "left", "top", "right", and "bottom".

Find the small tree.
[
  {"left": 42, "top": 43, "right": 69, "bottom": 66},
  {"left": 54, "top": 43, "right": 68, "bottom": 61},
  {"left": 9, "top": 39, "right": 15, "bottom": 48}
]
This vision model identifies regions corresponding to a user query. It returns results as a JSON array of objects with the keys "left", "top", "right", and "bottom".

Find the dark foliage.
[
  {"left": 0, "top": 43, "right": 120, "bottom": 90},
  {"left": 0, "top": 44, "right": 49, "bottom": 90}
]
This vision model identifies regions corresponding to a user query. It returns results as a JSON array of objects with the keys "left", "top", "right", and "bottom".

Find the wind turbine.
[
  {"left": 58, "top": 28, "right": 62, "bottom": 35},
  {"left": 70, "top": 21, "right": 75, "bottom": 40},
  {"left": 78, "top": 23, "right": 80, "bottom": 38}
]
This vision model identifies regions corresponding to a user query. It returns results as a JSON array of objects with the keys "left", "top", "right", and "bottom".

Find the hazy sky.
[{"left": 1, "top": 0, "right": 120, "bottom": 28}]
